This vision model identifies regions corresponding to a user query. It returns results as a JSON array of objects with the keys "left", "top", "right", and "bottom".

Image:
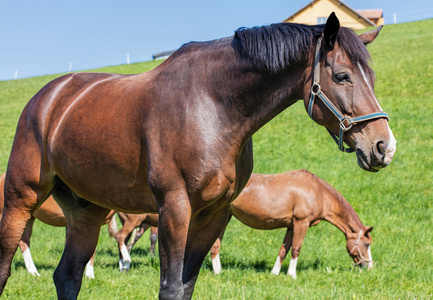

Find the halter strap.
[
  {"left": 349, "top": 230, "right": 373, "bottom": 266},
  {"left": 308, "top": 36, "right": 389, "bottom": 153}
]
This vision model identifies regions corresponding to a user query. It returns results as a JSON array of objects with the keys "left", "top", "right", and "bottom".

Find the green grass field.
[{"left": 1, "top": 19, "right": 432, "bottom": 299}]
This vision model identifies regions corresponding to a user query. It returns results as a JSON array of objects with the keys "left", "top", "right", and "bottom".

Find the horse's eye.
[{"left": 335, "top": 73, "right": 350, "bottom": 82}]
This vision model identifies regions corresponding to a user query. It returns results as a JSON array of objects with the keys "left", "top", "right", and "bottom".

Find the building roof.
[
  {"left": 356, "top": 9, "right": 383, "bottom": 20},
  {"left": 284, "top": 0, "right": 376, "bottom": 27}
]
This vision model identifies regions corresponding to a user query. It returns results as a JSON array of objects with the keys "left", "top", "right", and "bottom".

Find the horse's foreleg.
[
  {"left": 157, "top": 189, "right": 191, "bottom": 300},
  {"left": 18, "top": 217, "right": 40, "bottom": 276},
  {"left": 210, "top": 213, "right": 231, "bottom": 274},
  {"left": 182, "top": 207, "right": 231, "bottom": 299},
  {"left": 53, "top": 199, "right": 109, "bottom": 300},
  {"left": 287, "top": 221, "right": 309, "bottom": 279},
  {"left": 271, "top": 228, "right": 293, "bottom": 276}
]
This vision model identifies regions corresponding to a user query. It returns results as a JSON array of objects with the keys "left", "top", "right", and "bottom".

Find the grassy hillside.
[{"left": 1, "top": 19, "right": 432, "bottom": 299}]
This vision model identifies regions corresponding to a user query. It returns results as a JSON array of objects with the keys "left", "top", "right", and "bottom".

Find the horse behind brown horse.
[
  {"left": 1, "top": 172, "right": 157, "bottom": 278},
  {"left": 210, "top": 170, "right": 373, "bottom": 278},
  {"left": 0, "top": 13, "right": 395, "bottom": 299}
]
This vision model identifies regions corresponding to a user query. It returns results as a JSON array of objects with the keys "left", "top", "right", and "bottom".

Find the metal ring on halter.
[{"left": 311, "top": 83, "right": 321, "bottom": 96}]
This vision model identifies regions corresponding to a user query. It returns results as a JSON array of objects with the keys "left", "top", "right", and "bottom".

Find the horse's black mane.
[{"left": 233, "top": 23, "right": 371, "bottom": 73}]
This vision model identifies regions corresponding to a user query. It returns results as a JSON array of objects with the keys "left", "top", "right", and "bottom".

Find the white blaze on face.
[
  {"left": 358, "top": 62, "right": 397, "bottom": 164},
  {"left": 367, "top": 245, "right": 373, "bottom": 270}
]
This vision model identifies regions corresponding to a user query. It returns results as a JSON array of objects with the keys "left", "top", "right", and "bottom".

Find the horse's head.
[
  {"left": 346, "top": 227, "right": 373, "bottom": 270},
  {"left": 304, "top": 13, "right": 396, "bottom": 172}
]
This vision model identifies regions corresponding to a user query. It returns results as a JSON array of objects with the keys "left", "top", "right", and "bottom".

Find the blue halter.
[{"left": 308, "top": 36, "right": 389, "bottom": 153}]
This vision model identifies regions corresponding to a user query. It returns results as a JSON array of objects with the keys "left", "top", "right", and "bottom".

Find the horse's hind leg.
[
  {"left": 287, "top": 221, "right": 309, "bottom": 279},
  {"left": 0, "top": 167, "right": 54, "bottom": 294},
  {"left": 52, "top": 189, "right": 110, "bottom": 299},
  {"left": 271, "top": 228, "right": 293, "bottom": 276},
  {"left": 18, "top": 216, "right": 41, "bottom": 276}
]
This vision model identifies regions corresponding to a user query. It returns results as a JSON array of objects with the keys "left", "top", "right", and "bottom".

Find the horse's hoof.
[
  {"left": 29, "top": 271, "right": 41, "bottom": 277},
  {"left": 119, "top": 259, "right": 131, "bottom": 272}
]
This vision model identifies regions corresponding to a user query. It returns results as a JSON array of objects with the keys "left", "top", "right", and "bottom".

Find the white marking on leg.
[
  {"left": 85, "top": 260, "right": 95, "bottom": 279},
  {"left": 119, "top": 244, "right": 131, "bottom": 271},
  {"left": 22, "top": 248, "right": 40, "bottom": 276},
  {"left": 287, "top": 257, "right": 298, "bottom": 279},
  {"left": 367, "top": 246, "right": 373, "bottom": 270},
  {"left": 212, "top": 253, "right": 222, "bottom": 274},
  {"left": 271, "top": 256, "right": 282, "bottom": 275}
]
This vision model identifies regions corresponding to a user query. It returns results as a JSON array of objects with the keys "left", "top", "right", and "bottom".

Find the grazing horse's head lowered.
[
  {"left": 303, "top": 13, "right": 396, "bottom": 171},
  {"left": 346, "top": 227, "right": 374, "bottom": 270}
]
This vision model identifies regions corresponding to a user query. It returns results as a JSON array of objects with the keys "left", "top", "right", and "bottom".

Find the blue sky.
[{"left": 1, "top": 0, "right": 432, "bottom": 81}]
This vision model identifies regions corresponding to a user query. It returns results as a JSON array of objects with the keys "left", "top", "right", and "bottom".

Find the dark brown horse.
[
  {"left": 209, "top": 170, "right": 373, "bottom": 278},
  {"left": 0, "top": 13, "right": 395, "bottom": 299}
]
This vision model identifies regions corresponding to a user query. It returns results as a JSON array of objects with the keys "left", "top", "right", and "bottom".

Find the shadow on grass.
[
  {"left": 94, "top": 246, "right": 158, "bottom": 270},
  {"left": 13, "top": 260, "right": 57, "bottom": 272},
  {"left": 201, "top": 257, "right": 327, "bottom": 273}
]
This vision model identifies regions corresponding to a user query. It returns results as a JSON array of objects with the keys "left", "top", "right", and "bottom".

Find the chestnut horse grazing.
[
  {"left": 209, "top": 170, "right": 373, "bottom": 278},
  {"left": 0, "top": 173, "right": 113, "bottom": 279},
  {"left": 0, "top": 13, "right": 395, "bottom": 299}
]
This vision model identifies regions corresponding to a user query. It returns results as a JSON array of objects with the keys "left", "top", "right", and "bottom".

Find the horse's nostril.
[{"left": 377, "top": 141, "right": 386, "bottom": 155}]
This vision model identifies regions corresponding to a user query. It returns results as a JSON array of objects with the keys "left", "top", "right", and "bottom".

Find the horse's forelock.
[{"left": 336, "top": 27, "right": 372, "bottom": 70}]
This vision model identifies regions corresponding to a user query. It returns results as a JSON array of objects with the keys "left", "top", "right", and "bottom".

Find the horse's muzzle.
[{"left": 356, "top": 135, "right": 397, "bottom": 172}]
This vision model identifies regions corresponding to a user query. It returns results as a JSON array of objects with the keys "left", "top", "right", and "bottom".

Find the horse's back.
[
  {"left": 230, "top": 170, "right": 326, "bottom": 229},
  {"left": 7, "top": 72, "right": 159, "bottom": 213}
]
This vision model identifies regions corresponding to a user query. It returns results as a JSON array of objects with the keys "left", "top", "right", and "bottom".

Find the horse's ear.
[
  {"left": 323, "top": 12, "right": 340, "bottom": 49},
  {"left": 358, "top": 25, "right": 383, "bottom": 45},
  {"left": 364, "top": 226, "right": 374, "bottom": 234}
]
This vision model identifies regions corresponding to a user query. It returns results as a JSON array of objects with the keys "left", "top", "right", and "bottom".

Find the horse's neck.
[
  {"left": 184, "top": 39, "right": 310, "bottom": 143},
  {"left": 324, "top": 192, "right": 363, "bottom": 238}
]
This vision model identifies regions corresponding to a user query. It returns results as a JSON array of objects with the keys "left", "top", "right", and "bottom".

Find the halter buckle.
[{"left": 339, "top": 117, "right": 353, "bottom": 131}]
